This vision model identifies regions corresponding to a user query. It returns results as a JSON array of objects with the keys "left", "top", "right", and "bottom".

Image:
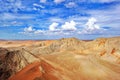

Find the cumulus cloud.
[
  {"left": 79, "top": 17, "right": 102, "bottom": 34},
  {"left": 54, "top": 0, "right": 65, "bottom": 4},
  {"left": 49, "top": 20, "right": 77, "bottom": 31},
  {"left": 61, "top": 20, "right": 77, "bottom": 30},
  {"left": 24, "top": 26, "right": 35, "bottom": 33},
  {"left": 21, "top": 18, "right": 104, "bottom": 36},
  {"left": 49, "top": 22, "right": 59, "bottom": 31},
  {"left": 34, "top": 30, "right": 44, "bottom": 34},
  {"left": 65, "top": 2, "right": 77, "bottom": 8},
  {"left": 21, "top": 26, "right": 45, "bottom": 35},
  {"left": 85, "top": 17, "right": 100, "bottom": 31}
]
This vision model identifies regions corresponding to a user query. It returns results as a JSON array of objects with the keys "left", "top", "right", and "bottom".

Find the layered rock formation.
[
  {"left": 0, "top": 48, "right": 40, "bottom": 80},
  {"left": 0, "top": 37, "right": 120, "bottom": 80}
]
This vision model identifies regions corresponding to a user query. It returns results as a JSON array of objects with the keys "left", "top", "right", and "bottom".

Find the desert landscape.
[
  {"left": 0, "top": 37, "right": 120, "bottom": 80},
  {"left": 0, "top": 0, "right": 120, "bottom": 80}
]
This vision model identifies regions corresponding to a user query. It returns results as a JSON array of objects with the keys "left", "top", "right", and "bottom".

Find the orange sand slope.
[{"left": 9, "top": 62, "right": 41, "bottom": 80}]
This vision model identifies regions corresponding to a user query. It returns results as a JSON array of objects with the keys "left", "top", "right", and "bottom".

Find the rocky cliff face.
[
  {"left": 0, "top": 48, "right": 22, "bottom": 80},
  {"left": 0, "top": 48, "right": 40, "bottom": 80},
  {"left": 0, "top": 37, "right": 120, "bottom": 80}
]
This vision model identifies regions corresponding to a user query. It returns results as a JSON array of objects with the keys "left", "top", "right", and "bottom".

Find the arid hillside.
[{"left": 0, "top": 37, "right": 120, "bottom": 80}]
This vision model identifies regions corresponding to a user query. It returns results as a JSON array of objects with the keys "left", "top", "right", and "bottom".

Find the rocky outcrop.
[
  {"left": 0, "top": 48, "right": 40, "bottom": 80},
  {"left": 0, "top": 48, "right": 22, "bottom": 80},
  {"left": 39, "top": 38, "right": 85, "bottom": 54}
]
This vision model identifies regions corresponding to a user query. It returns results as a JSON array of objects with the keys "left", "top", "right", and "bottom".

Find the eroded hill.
[{"left": 0, "top": 37, "right": 120, "bottom": 80}]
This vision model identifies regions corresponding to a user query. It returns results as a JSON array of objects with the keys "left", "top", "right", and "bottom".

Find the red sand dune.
[
  {"left": 8, "top": 60, "right": 64, "bottom": 80},
  {"left": 8, "top": 62, "right": 41, "bottom": 80}
]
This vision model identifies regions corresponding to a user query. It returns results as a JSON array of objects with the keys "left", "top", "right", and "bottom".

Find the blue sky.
[{"left": 0, "top": 0, "right": 120, "bottom": 40}]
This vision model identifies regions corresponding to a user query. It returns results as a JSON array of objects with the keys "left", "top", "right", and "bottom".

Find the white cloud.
[
  {"left": 33, "top": 3, "right": 45, "bottom": 8},
  {"left": 21, "top": 26, "right": 45, "bottom": 35},
  {"left": 40, "top": 0, "right": 46, "bottom": 3},
  {"left": 54, "top": 0, "right": 65, "bottom": 4},
  {"left": 61, "top": 20, "right": 77, "bottom": 30},
  {"left": 65, "top": 2, "right": 77, "bottom": 8},
  {"left": 91, "top": 0, "right": 117, "bottom": 3},
  {"left": 87, "top": 4, "right": 120, "bottom": 28},
  {"left": 41, "top": 8, "right": 61, "bottom": 15},
  {"left": 24, "top": 26, "right": 35, "bottom": 33},
  {"left": 33, "top": 7, "right": 38, "bottom": 11},
  {"left": 34, "top": 30, "right": 44, "bottom": 34},
  {"left": 0, "top": 20, "right": 24, "bottom": 27},
  {"left": 2, "top": 13, "right": 16, "bottom": 20},
  {"left": 21, "top": 16, "right": 117, "bottom": 36},
  {"left": 1, "top": 13, "right": 36, "bottom": 20},
  {"left": 49, "top": 22, "right": 59, "bottom": 31},
  {"left": 49, "top": 17, "right": 63, "bottom": 23},
  {"left": 0, "top": 0, "right": 25, "bottom": 13},
  {"left": 25, "top": 20, "right": 77, "bottom": 36},
  {"left": 85, "top": 17, "right": 100, "bottom": 31},
  {"left": 79, "top": 17, "right": 102, "bottom": 34},
  {"left": 49, "top": 20, "right": 77, "bottom": 31}
]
